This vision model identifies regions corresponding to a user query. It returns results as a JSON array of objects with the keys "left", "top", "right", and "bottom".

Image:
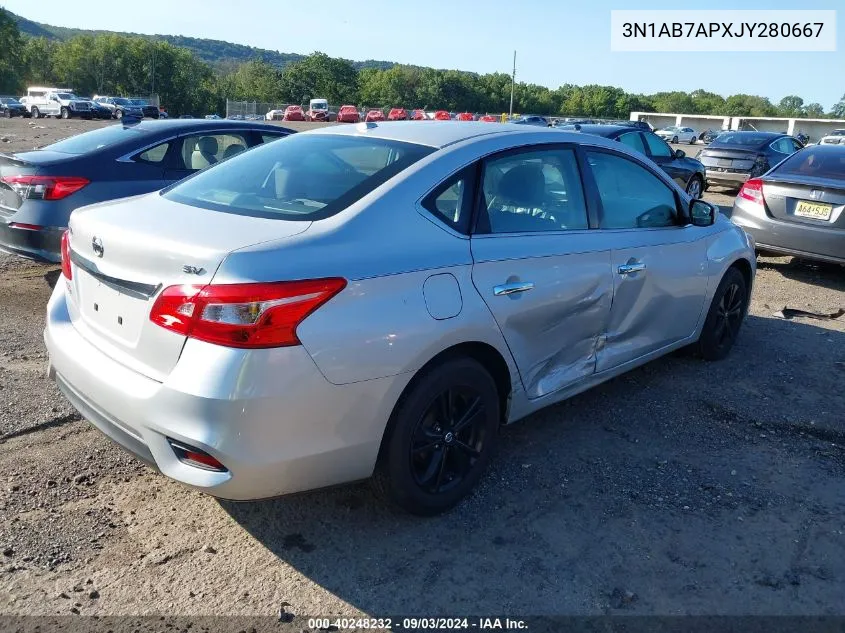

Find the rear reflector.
[
  {"left": 60, "top": 230, "right": 72, "bottom": 280},
  {"left": 738, "top": 178, "right": 764, "bottom": 205},
  {"left": 8, "top": 223, "right": 43, "bottom": 231},
  {"left": 149, "top": 278, "right": 347, "bottom": 348},
  {"left": 0, "top": 175, "right": 90, "bottom": 201},
  {"left": 167, "top": 439, "right": 227, "bottom": 472}
]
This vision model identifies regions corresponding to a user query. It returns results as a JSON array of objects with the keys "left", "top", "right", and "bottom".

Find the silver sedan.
[{"left": 44, "top": 122, "right": 756, "bottom": 515}]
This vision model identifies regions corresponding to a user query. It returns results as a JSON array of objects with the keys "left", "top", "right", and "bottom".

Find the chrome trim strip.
[{"left": 70, "top": 250, "right": 161, "bottom": 300}]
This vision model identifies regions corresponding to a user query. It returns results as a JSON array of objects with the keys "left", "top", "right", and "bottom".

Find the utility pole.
[
  {"left": 509, "top": 50, "right": 516, "bottom": 118},
  {"left": 150, "top": 47, "right": 156, "bottom": 98}
]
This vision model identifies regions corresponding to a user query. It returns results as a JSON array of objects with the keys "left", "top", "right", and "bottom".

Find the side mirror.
[
  {"left": 674, "top": 149, "right": 686, "bottom": 159},
  {"left": 690, "top": 199, "right": 716, "bottom": 227}
]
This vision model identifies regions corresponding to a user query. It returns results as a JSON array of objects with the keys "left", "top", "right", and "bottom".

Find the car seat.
[
  {"left": 191, "top": 137, "right": 220, "bottom": 169},
  {"left": 222, "top": 143, "right": 246, "bottom": 160},
  {"left": 486, "top": 164, "right": 557, "bottom": 233}
]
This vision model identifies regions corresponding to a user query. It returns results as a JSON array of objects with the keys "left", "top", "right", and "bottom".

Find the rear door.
[
  {"left": 642, "top": 132, "right": 689, "bottom": 187},
  {"left": 469, "top": 145, "right": 613, "bottom": 399},
  {"left": 581, "top": 149, "right": 710, "bottom": 372}
]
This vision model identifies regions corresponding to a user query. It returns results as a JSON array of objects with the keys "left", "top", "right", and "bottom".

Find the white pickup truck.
[{"left": 19, "top": 87, "right": 94, "bottom": 119}]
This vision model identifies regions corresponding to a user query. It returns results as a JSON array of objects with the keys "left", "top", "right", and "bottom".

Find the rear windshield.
[
  {"left": 45, "top": 125, "right": 144, "bottom": 154},
  {"left": 163, "top": 133, "right": 435, "bottom": 221},
  {"left": 711, "top": 133, "right": 772, "bottom": 147},
  {"left": 773, "top": 148, "right": 845, "bottom": 179}
]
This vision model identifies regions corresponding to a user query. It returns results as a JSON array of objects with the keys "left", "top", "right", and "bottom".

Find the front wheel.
[
  {"left": 30, "top": 107, "right": 40, "bottom": 119},
  {"left": 672, "top": 135, "right": 679, "bottom": 144},
  {"left": 115, "top": 109, "right": 123, "bottom": 120},
  {"left": 697, "top": 268, "right": 748, "bottom": 361},
  {"left": 685, "top": 175, "right": 703, "bottom": 199},
  {"left": 372, "top": 357, "right": 500, "bottom": 515},
  {"left": 60, "top": 107, "right": 70, "bottom": 119}
]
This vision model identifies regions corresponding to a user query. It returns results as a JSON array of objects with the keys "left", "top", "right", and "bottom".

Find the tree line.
[{"left": 2, "top": 8, "right": 844, "bottom": 119}]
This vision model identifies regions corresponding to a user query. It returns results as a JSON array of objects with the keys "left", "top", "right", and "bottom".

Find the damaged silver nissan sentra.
[{"left": 44, "top": 121, "right": 756, "bottom": 515}]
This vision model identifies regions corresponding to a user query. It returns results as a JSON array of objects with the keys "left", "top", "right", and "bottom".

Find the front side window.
[
  {"left": 164, "top": 134, "right": 434, "bottom": 221},
  {"left": 643, "top": 132, "right": 674, "bottom": 158},
  {"left": 586, "top": 151, "right": 678, "bottom": 230},
  {"left": 618, "top": 132, "right": 646, "bottom": 154},
  {"left": 477, "top": 148, "right": 588, "bottom": 233}
]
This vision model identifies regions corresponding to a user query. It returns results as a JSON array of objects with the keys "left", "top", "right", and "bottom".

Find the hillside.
[{"left": 9, "top": 10, "right": 395, "bottom": 71}]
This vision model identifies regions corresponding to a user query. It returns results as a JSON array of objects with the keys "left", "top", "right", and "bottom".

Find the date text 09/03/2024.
[{"left": 306, "top": 617, "right": 529, "bottom": 630}]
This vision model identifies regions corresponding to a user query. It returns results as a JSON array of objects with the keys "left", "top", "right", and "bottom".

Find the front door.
[
  {"left": 469, "top": 145, "right": 613, "bottom": 399},
  {"left": 581, "top": 149, "right": 711, "bottom": 372}
]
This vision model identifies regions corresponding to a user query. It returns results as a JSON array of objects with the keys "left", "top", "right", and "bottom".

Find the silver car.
[
  {"left": 44, "top": 122, "right": 756, "bottom": 515},
  {"left": 732, "top": 144, "right": 845, "bottom": 264}
]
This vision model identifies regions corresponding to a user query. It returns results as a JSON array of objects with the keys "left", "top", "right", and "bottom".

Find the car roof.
[
  {"left": 561, "top": 124, "right": 632, "bottom": 137},
  {"left": 719, "top": 130, "right": 782, "bottom": 138},
  {"left": 306, "top": 120, "right": 598, "bottom": 148}
]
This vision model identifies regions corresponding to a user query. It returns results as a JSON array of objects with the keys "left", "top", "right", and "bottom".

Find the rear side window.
[
  {"left": 773, "top": 148, "right": 845, "bottom": 179},
  {"left": 164, "top": 134, "right": 434, "bottom": 221},
  {"left": 422, "top": 168, "right": 475, "bottom": 233},
  {"left": 136, "top": 142, "right": 169, "bottom": 164}
]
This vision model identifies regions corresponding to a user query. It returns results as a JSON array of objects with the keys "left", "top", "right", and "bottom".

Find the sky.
[{"left": 3, "top": 0, "right": 844, "bottom": 109}]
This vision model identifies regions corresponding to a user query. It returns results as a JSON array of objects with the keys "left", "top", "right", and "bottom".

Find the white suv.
[{"left": 20, "top": 87, "right": 93, "bottom": 119}]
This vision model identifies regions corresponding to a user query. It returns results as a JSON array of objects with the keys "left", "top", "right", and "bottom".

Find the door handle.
[
  {"left": 617, "top": 262, "right": 646, "bottom": 275},
  {"left": 493, "top": 281, "right": 535, "bottom": 296}
]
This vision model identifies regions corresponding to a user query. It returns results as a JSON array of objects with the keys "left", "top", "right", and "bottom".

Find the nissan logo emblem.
[{"left": 92, "top": 236, "right": 104, "bottom": 258}]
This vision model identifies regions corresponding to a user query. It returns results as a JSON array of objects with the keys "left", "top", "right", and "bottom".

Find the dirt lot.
[{"left": 0, "top": 118, "right": 844, "bottom": 619}]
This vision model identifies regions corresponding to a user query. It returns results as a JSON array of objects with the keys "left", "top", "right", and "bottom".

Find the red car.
[
  {"left": 337, "top": 105, "right": 360, "bottom": 123},
  {"left": 478, "top": 114, "right": 498, "bottom": 123},
  {"left": 411, "top": 109, "right": 427, "bottom": 121},
  {"left": 434, "top": 110, "right": 451, "bottom": 121},
  {"left": 388, "top": 108, "right": 408, "bottom": 121},
  {"left": 456, "top": 112, "right": 474, "bottom": 121},
  {"left": 283, "top": 105, "right": 306, "bottom": 122},
  {"left": 306, "top": 109, "right": 330, "bottom": 122},
  {"left": 365, "top": 109, "right": 386, "bottom": 122}
]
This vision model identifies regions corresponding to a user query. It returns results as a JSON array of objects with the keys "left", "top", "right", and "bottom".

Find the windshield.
[
  {"left": 0, "top": 97, "right": 21, "bottom": 104},
  {"left": 163, "top": 134, "right": 434, "bottom": 221},
  {"left": 711, "top": 133, "right": 772, "bottom": 147},
  {"left": 113, "top": 98, "right": 130, "bottom": 105},
  {"left": 311, "top": 102, "right": 328, "bottom": 110},
  {"left": 45, "top": 125, "right": 144, "bottom": 154},
  {"left": 56, "top": 93, "right": 77, "bottom": 100},
  {"left": 831, "top": 130, "right": 845, "bottom": 136},
  {"left": 774, "top": 148, "right": 845, "bottom": 179}
]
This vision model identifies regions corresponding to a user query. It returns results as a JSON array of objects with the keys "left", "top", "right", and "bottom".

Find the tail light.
[
  {"left": 0, "top": 175, "right": 90, "bottom": 201},
  {"left": 60, "top": 230, "right": 72, "bottom": 280},
  {"left": 738, "top": 178, "right": 764, "bottom": 205},
  {"left": 149, "top": 278, "right": 347, "bottom": 348}
]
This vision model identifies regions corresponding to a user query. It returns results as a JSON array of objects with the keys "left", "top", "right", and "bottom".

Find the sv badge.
[{"left": 182, "top": 265, "right": 206, "bottom": 275}]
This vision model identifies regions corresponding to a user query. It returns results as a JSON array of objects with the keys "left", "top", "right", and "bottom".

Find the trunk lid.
[
  {"left": 66, "top": 193, "right": 311, "bottom": 381},
  {"left": 0, "top": 153, "right": 39, "bottom": 217},
  {"left": 761, "top": 176, "right": 845, "bottom": 228},
  {"left": 699, "top": 147, "right": 760, "bottom": 171}
]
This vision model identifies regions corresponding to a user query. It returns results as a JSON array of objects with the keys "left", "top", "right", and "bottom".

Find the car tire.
[
  {"left": 30, "top": 107, "right": 40, "bottom": 119},
  {"left": 115, "top": 109, "right": 123, "bottom": 120},
  {"left": 689, "top": 135, "right": 696, "bottom": 145},
  {"left": 697, "top": 267, "right": 748, "bottom": 361},
  {"left": 685, "top": 175, "right": 704, "bottom": 199},
  {"left": 60, "top": 107, "right": 70, "bottom": 119},
  {"left": 3, "top": 110, "right": 10, "bottom": 119},
  {"left": 672, "top": 135, "right": 679, "bottom": 144},
  {"left": 372, "top": 357, "right": 500, "bottom": 516}
]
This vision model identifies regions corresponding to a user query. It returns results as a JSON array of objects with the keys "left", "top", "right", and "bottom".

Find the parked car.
[
  {"left": 365, "top": 109, "right": 386, "bottom": 122},
  {"left": 130, "top": 99, "right": 161, "bottom": 119},
  {"left": 511, "top": 115, "right": 549, "bottom": 127},
  {"left": 0, "top": 96, "right": 27, "bottom": 118},
  {"left": 434, "top": 110, "right": 451, "bottom": 121},
  {"left": 731, "top": 144, "right": 845, "bottom": 265},
  {"left": 655, "top": 126, "right": 698, "bottom": 145},
  {"left": 265, "top": 109, "right": 285, "bottom": 121},
  {"left": 699, "top": 129, "right": 724, "bottom": 144},
  {"left": 0, "top": 120, "right": 294, "bottom": 262},
  {"left": 87, "top": 100, "right": 114, "bottom": 120},
  {"left": 306, "top": 98, "right": 330, "bottom": 122},
  {"left": 456, "top": 112, "right": 474, "bottom": 121},
  {"left": 411, "top": 109, "right": 427, "bottom": 121},
  {"left": 388, "top": 108, "right": 408, "bottom": 121},
  {"left": 478, "top": 115, "right": 498, "bottom": 123},
  {"left": 283, "top": 106, "right": 305, "bottom": 122},
  {"left": 92, "top": 96, "right": 144, "bottom": 120},
  {"left": 179, "top": 114, "right": 194, "bottom": 119},
  {"left": 819, "top": 129, "right": 845, "bottom": 145},
  {"left": 568, "top": 124, "right": 708, "bottom": 198},
  {"left": 551, "top": 118, "right": 596, "bottom": 128},
  {"left": 44, "top": 122, "right": 754, "bottom": 515},
  {"left": 793, "top": 131, "right": 810, "bottom": 146},
  {"left": 337, "top": 105, "right": 360, "bottom": 123},
  {"left": 697, "top": 131, "right": 803, "bottom": 190},
  {"left": 22, "top": 88, "right": 94, "bottom": 119}
]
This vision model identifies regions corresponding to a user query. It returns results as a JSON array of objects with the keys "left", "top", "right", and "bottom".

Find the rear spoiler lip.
[{"left": 0, "top": 152, "right": 30, "bottom": 167}]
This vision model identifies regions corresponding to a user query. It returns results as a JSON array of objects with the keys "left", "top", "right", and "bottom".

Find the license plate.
[
  {"left": 794, "top": 200, "right": 832, "bottom": 220},
  {"left": 718, "top": 159, "right": 732, "bottom": 167}
]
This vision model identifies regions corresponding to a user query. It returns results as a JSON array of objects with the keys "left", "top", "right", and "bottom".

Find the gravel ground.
[{"left": 0, "top": 118, "right": 844, "bottom": 619}]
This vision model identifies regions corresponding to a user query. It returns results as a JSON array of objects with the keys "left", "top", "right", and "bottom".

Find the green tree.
[
  {"left": 831, "top": 94, "right": 845, "bottom": 118},
  {"left": 0, "top": 8, "right": 24, "bottom": 93},
  {"left": 777, "top": 95, "right": 805, "bottom": 117},
  {"left": 279, "top": 52, "right": 358, "bottom": 105},
  {"left": 803, "top": 102, "right": 824, "bottom": 118}
]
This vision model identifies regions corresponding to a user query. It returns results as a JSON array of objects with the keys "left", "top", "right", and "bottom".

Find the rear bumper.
[
  {"left": 731, "top": 199, "right": 845, "bottom": 264},
  {"left": 0, "top": 222, "right": 63, "bottom": 262},
  {"left": 44, "top": 282, "right": 408, "bottom": 500},
  {"left": 705, "top": 169, "right": 751, "bottom": 186}
]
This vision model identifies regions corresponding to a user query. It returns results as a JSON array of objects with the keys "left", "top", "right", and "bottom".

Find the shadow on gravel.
[
  {"left": 220, "top": 316, "right": 845, "bottom": 615},
  {"left": 44, "top": 269, "right": 61, "bottom": 289},
  {"left": 0, "top": 412, "right": 81, "bottom": 442},
  {"left": 757, "top": 258, "right": 845, "bottom": 294}
]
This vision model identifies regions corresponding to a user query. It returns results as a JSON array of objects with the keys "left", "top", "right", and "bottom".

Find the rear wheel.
[
  {"left": 3, "top": 110, "right": 10, "bottom": 118},
  {"left": 689, "top": 135, "right": 696, "bottom": 145},
  {"left": 697, "top": 268, "right": 748, "bottom": 361},
  {"left": 373, "top": 357, "right": 500, "bottom": 515}
]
